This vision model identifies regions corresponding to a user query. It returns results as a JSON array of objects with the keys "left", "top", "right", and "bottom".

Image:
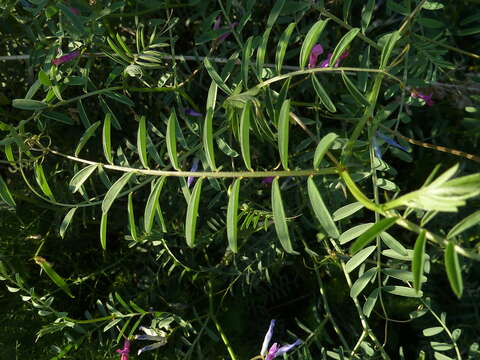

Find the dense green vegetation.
[{"left": 1, "top": 0, "right": 480, "bottom": 359}]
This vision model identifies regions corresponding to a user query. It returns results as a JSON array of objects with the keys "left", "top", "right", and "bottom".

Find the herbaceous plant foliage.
[{"left": 0, "top": 0, "right": 480, "bottom": 359}]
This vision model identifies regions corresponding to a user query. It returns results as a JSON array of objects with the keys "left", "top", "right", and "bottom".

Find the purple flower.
[
  {"left": 116, "top": 339, "right": 130, "bottom": 360},
  {"left": 217, "top": 22, "right": 238, "bottom": 43},
  {"left": 187, "top": 158, "right": 199, "bottom": 188},
  {"left": 260, "top": 320, "right": 301, "bottom": 359},
  {"left": 213, "top": 16, "right": 222, "bottom": 30},
  {"left": 373, "top": 131, "right": 409, "bottom": 159},
  {"left": 185, "top": 109, "right": 203, "bottom": 117},
  {"left": 51, "top": 50, "right": 80, "bottom": 66},
  {"left": 319, "top": 50, "right": 349, "bottom": 68},
  {"left": 262, "top": 177, "right": 274, "bottom": 184},
  {"left": 308, "top": 44, "right": 324, "bottom": 68},
  {"left": 411, "top": 90, "right": 434, "bottom": 106}
]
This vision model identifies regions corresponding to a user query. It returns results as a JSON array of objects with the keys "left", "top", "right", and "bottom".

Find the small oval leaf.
[
  {"left": 278, "top": 99, "right": 291, "bottom": 170},
  {"left": 102, "top": 172, "right": 135, "bottom": 214},
  {"left": 227, "top": 178, "right": 241, "bottom": 253},
  {"left": 69, "top": 164, "right": 98, "bottom": 193},
  {"left": 239, "top": 102, "right": 252, "bottom": 171},
  {"left": 137, "top": 115, "right": 149, "bottom": 169},
  {"left": 350, "top": 217, "right": 398, "bottom": 254},
  {"left": 307, "top": 177, "right": 340, "bottom": 239},
  {"left": 186, "top": 178, "right": 204, "bottom": 248},
  {"left": 60, "top": 208, "right": 77, "bottom": 239},
  {"left": 144, "top": 176, "right": 167, "bottom": 233},
  {"left": 299, "top": 20, "right": 329, "bottom": 69},
  {"left": 346, "top": 245, "right": 376, "bottom": 273},
  {"left": 313, "top": 132, "right": 338, "bottom": 169},
  {"left": 445, "top": 241, "right": 463, "bottom": 298},
  {"left": 312, "top": 75, "right": 336, "bottom": 112},
  {"left": 412, "top": 230, "right": 427, "bottom": 293}
]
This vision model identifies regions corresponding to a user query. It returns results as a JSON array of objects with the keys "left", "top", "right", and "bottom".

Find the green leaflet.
[
  {"left": 333, "top": 202, "right": 364, "bottom": 222},
  {"left": 346, "top": 245, "right": 376, "bottom": 273},
  {"left": 144, "top": 176, "right": 167, "bottom": 233},
  {"left": 102, "top": 113, "right": 113, "bottom": 164},
  {"left": 186, "top": 178, "right": 204, "bottom": 248},
  {"left": 350, "top": 217, "right": 398, "bottom": 254},
  {"left": 278, "top": 99, "right": 291, "bottom": 170},
  {"left": 313, "top": 132, "right": 338, "bottom": 169},
  {"left": 256, "top": 28, "right": 271, "bottom": 75},
  {"left": 60, "top": 208, "right": 77, "bottom": 239},
  {"left": 137, "top": 115, "right": 149, "bottom": 169},
  {"left": 77, "top": 99, "right": 91, "bottom": 128},
  {"left": 203, "top": 57, "right": 231, "bottom": 94},
  {"left": 339, "top": 223, "right": 374, "bottom": 245},
  {"left": 203, "top": 107, "right": 216, "bottom": 171},
  {"left": 69, "top": 164, "right": 98, "bottom": 193},
  {"left": 239, "top": 102, "right": 252, "bottom": 171},
  {"left": 447, "top": 210, "right": 480, "bottom": 239},
  {"left": 272, "top": 177, "right": 298, "bottom": 254},
  {"left": 383, "top": 285, "right": 423, "bottom": 298},
  {"left": 227, "top": 178, "right": 241, "bottom": 253},
  {"left": 242, "top": 36, "right": 253, "bottom": 88},
  {"left": 34, "top": 256, "right": 75, "bottom": 298},
  {"left": 330, "top": 28, "right": 360, "bottom": 67},
  {"left": 350, "top": 267, "right": 376, "bottom": 298},
  {"left": 34, "top": 163, "right": 55, "bottom": 201},
  {"left": 412, "top": 230, "right": 427, "bottom": 293},
  {"left": 275, "top": 22, "right": 296, "bottom": 74},
  {"left": 12, "top": 99, "right": 48, "bottom": 111},
  {"left": 445, "top": 242, "right": 463, "bottom": 298},
  {"left": 100, "top": 211, "right": 108, "bottom": 250},
  {"left": 75, "top": 121, "right": 101, "bottom": 156},
  {"left": 266, "top": 0, "right": 285, "bottom": 28},
  {"left": 307, "top": 177, "right": 340, "bottom": 239},
  {"left": 0, "top": 175, "right": 16, "bottom": 207},
  {"left": 341, "top": 71, "right": 370, "bottom": 107},
  {"left": 166, "top": 110, "right": 181, "bottom": 170},
  {"left": 311, "top": 75, "right": 336, "bottom": 113},
  {"left": 380, "top": 30, "right": 401, "bottom": 69},
  {"left": 128, "top": 192, "right": 138, "bottom": 242},
  {"left": 102, "top": 172, "right": 135, "bottom": 214},
  {"left": 299, "top": 20, "right": 329, "bottom": 69}
]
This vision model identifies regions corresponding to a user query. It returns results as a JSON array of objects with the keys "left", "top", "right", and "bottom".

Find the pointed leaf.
[
  {"left": 447, "top": 210, "right": 480, "bottom": 239},
  {"left": 275, "top": 22, "right": 296, "bottom": 74},
  {"left": 256, "top": 28, "right": 271, "bottom": 74},
  {"left": 0, "top": 175, "right": 16, "bottom": 207},
  {"left": 34, "top": 256, "right": 74, "bottom": 298},
  {"left": 412, "top": 230, "right": 427, "bottom": 293},
  {"left": 34, "top": 163, "right": 55, "bottom": 200},
  {"left": 299, "top": 20, "right": 329, "bottom": 69},
  {"left": 77, "top": 99, "right": 91, "bottom": 128},
  {"left": 12, "top": 99, "right": 48, "bottom": 110},
  {"left": 380, "top": 231, "right": 408, "bottom": 256},
  {"left": 339, "top": 223, "right": 374, "bottom": 245},
  {"left": 272, "top": 177, "right": 297, "bottom": 254},
  {"left": 186, "top": 178, "right": 204, "bottom": 248},
  {"left": 307, "top": 177, "right": 340, "bottom": 238},
  {"left": 100, "top": 211, "right": 108, "bottom": 250},
  {"left": 239, "top": 102, "right": 252, "bottom": 170},
  {"left": 203, "top": 108, "right": 216, "bottom": 171},
  {"left": 69, "top": 164, "right": 98, "bottom": 193},
  {"left": 102, "top": 113, "right": 113, "bottom": 164},
  {"left": 312, "top": 75, "right": 336, "bottom": 112},
  {"left": 380, "top": 30, "right": 401, "bottom": 68},
  {"left": 333, "top": 202, "right": 364, "bottom": 221},
  {"left": 203, "top": 57, "right": 231, "bottom": 94},
  {"left": 363, "top": 288, "right": 379, "bottom": 317},
  {"left": 137, "top": 115, "right": 149, "bottom": 168},
  {"left": 128, "top": 192, "right": 138, "bottom": 241},
  {"left": 266, "top": 0, "right": 286, "bottom": 28},
  {"left": 313, "top": 132, "right": 338, "bottom": 168},
  {"left": 144, "top": 176, "right": 167, "bottom": 233},
  {"left": 102, "top": 172, "right": 135, "bottom": 214},
  {"left": 60, "top": 208, "right": 77, "bottom": 238},
  {"left": 242, "top": 36, "right": 253, "bottom": 87},
  {"left": 227, "top": 178, "right": 241, "bottom": 253},
  {"left": 346, "top": 245, "right": 376, "bottom": 273},
  {"left": 341, "top": 71, "right": 370, "bottom": 106},
  {"left": 350, "top": 267, "right": 376, "bottom": 298},
  {"left": 75, "top": 121, "right": 101, "bottom": 156},
  {"left": 278, "top": 99, "right": 291, "bottom": 170},
  {"left": 330, "top": 28, "right": 359, "bottom": 67},
  {"left": 166, "top": 110, "right": 180, "bottom": 170},
  {"left": 350, "top": 217, "right": 398, "bottom": 254},
  {"left": 445, "top": 241, "right": 463, "bottom": 298},
  {"left": 384, "top": 285, "right": 423, "bottom": 297}
]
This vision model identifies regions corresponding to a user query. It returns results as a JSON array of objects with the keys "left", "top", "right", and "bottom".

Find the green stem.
[
  {"left": 208, "top": 280, "right": 238, "bottom": 360},
  {"left": 413, "top": 33, "right": 480, "bottom": 60}
]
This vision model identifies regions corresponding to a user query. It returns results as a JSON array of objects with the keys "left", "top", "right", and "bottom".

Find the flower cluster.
[{"left": 116, "top": 339, "right": 130, "bottom": 360}]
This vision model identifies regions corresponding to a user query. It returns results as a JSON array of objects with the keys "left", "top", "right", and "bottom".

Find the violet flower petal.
[
  {"left": 185, "top": 109, "right": 203, "bottom": 117},
  {"left": 308, "top": 44, "right": 324, "bottom": 68},
  {"left": 266, "top": 343, "right": 279, "bottom": 360},
  {"left": 372, "top": 137, "right": 382, "bottom": 159},
  {"left": 260, "top": 319, "right": 276, "bottom": 356},
  {"left": 275, "top": 339, "right": 302, "bottom": 357},
  {"left": 217, "top": 22, "right": 238, "bottom": 43},
  {"left": 187, "top": 158, "right": 199, "bottom": 188},
  {"left": 411, "top": 91, "right": 434, "bottom": 107},
  {"left": 376, "top": 131, "right": 409, "bottom": 152},
  {"left": 51, "top": 50, "right": 80, "bottom": 66},
  {"left": 137, "top": 341, "right": 166, "bottom": 355},
  {"left": 213, "top": 16, "right": 222, "bottom": 30},
  {"left": 116, "top": 339, "right": 130, "bottom": 360}
]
